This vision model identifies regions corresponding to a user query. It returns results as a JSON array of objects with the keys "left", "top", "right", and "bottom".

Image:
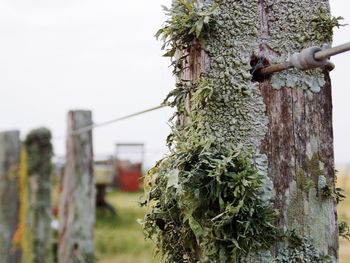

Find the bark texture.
[
  {"left": 260, "top": 74, "right": 337, "bottom": 257},
  {"left": 23, "top": 128, "right": 53, "bottom": 263},
  {"left": 0, "top": 131, "right": 21, "bottom": 263},
  {"left": 58, "top": 110, "right": 95, "bottom": 263},
  {"left": 181, "top": 0, "right": 338, "bottom": 261}
]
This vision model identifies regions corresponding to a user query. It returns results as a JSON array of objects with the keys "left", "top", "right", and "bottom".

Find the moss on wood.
[{"left": 21, "top": 128, "right": 53, "bottom": 263}]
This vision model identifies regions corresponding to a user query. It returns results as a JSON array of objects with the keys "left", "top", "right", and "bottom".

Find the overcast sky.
[{"left": 0, "top": 0, "right": 349, "bottom": 167}]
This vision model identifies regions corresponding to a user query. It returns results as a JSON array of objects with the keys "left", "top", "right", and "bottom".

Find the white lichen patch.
[
  {"left": 306, "top": 136, "right": 320, "bottom": 159},
  {"left": 195, "top": 1, "right": 273, "bottom": 204},
  {"left": 201, "top": 1, "right": 267, "bottom": 152},
  {"left": 261, "top": 0, "right": 331, "bottom": 92}
]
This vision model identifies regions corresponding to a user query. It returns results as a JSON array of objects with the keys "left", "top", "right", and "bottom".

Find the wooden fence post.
[
  {"left": 58, "top": 110, "right": 95, "bottom": 263},
  {"left": 23, "top": 128, "right": 53, "bottom": 263},
  {"left": 0, "top": 130, "right": 21, "bottom": 263},
  {"left": 145, "top": 0, "right": 338, "bottom": 261}
]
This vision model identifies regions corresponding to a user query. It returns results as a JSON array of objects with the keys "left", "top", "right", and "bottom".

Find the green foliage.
[
  {"left": 191, "top": 78, "right": 214, "bottom": 112},
  {"left": 142, "top": 141, "right": 278, "bottom": 262},
  {"left": 163, "top": 77, "right": 214, "bottom": 122},
  {"left": 311, "top": 8, "right": 346, "bottom": 42},
  {"left": 322, "top": 169, "right": 346, "bottom": 203},
  {"left": 333, "top": 187, "right": 346, "bottom": 203},
  {"left": 274, "top": 230, "right": 333, "bottom": 263},
  {"left": 162, "top": 81, "right": 192, "bottom": 120},
  {"left": 155, "top": 0, "right": 218, "bottom": 58},
  {"left": 339, "top": 221, "right": 350, "bottom": 241},
  {"left": 81, "top": 253, "right": 97, "bottom": 263},
  {"left": 322, "top": 185, "right": 346, "bottom": 204}
]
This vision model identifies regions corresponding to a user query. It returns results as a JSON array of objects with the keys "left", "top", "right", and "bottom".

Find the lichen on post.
[
  {"left": 23, "top": 128, "right": 54, "bottom": 263},
  {"left": 58, "top": 110, "right": 95, "bottom": 263},
  {"left": 143, "top": 0, "right": 339, "bottom": 262},
  {"left": 0, "top": 130, "right": 21, "bottom": 263}
]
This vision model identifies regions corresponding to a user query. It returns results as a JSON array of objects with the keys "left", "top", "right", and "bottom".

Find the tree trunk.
[
  {"left": 0, "top": 131, "right": 21, "bottom": 263},
  {"left": 178, "top": 0, "right": 338, "bottom": 261},
  {"left": 23, "top": 128, "right": 54, "bottom": 263},
  {"left": 58, "top": 110, "right": 95, "bottom": 263}
]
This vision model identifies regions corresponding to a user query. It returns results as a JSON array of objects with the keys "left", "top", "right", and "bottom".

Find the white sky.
[{"left": 0, "top": 0, "right": 349, "bottom": 167}]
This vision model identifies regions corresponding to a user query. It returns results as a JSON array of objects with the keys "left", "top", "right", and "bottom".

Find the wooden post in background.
[
  {"left": 0, "top": 130, "right": 21, "bottom": 263},
  {"left": 59, "top": 110, "right": 95, "bottom": 263},
  {"left": 23, "top": 128, "right": 53, "bottom": 263}
]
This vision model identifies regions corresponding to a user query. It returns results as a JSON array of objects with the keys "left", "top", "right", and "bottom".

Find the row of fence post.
[{"left": 0, "top": 110, "right": 95, "bottom": 263}]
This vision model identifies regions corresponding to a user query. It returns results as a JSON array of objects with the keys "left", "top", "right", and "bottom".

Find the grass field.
[
  {"left": 337, "top": 168, "right": 350, "bottom": 263},
  {"left": 96, "top": 169, "right": 350, "bottom": 263},
  {"left": 95, "top": 191, "right": 157, "bottom": 263}
]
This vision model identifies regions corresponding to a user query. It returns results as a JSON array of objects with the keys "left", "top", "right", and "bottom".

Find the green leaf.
[
  {"left": 178, "top": 0, "right": 193, "bottom": 12},
  {"left": 163, "top": 48, "right": 176, "bottom": 57},
  {"left": 166, "top": 169, "right": 179, "bottom": 189},
  {"left": 154, "top": 28, "right": 163, "bottom": 39},
  {"left": 231, "top": 238, "right": 241, "bottom": 249},
  {"left": 195, "top": 18, "right": 204, "bottom": 38},
  {"left": 160, "top": 5, "right": 169, "bottom": 12},
  {"left": 188, "top": 216, "right": 204, "bottom": 240},
  {"left": 227, "top": 200, "right": 244, "bottom": 216}
]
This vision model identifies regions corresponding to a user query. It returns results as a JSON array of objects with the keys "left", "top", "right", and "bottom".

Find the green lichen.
[
  {"left": 23, "top": 127, "right": 53, "bottom": 263},
  {"left": 147, "top": 0, "right": 338, "bottom": 261},
  {"left": 163, "top": 81, "right": 192, "bottom": 119},
  {"left": 191, "top": 78, "right": 214, "bottom": 112},
  {"left": 142, "top": 141, "right": 278, "bottom": 262},
  {"left": 311, "top": 7, "right": 346, "bottom": 43},
  {"left": 146, "top": 1, "right": 277, "bottom": 247},
  {"left": 338, "top": 221, "right": 350, "bottom": 241},
  {"left": 199, "top": 1, "right": 268, "bottom": 155},
  {"left": 155, "top": 0, "right": 218, "bottom": 58},
  {"left": 25, "top": 128, "right": 53, "bottom": 176},
  {"left": 163, "top": 77, "right": 214, "bottom": 120},
  {"left": 295, "top": 168, "right": 315, "bottom": 193},
  {"left": 265, "top": 0, "right": 333, "bottom": 92},
  {"left": 322, "top": 169, "right": 347, "bottom": 203},
  {"left": 285, "top": 181, "right": 305, "bottom": 230},
  {"left": 273, "top": 230, "right": 334, "bottom": 263},
  {"left": 322, "top": 185, "right": 346, "bottom": 203},
  {"left": 306, "top": 154, "right": 324, "bottom": 193}
]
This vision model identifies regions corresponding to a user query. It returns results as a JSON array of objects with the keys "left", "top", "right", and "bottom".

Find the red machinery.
[{"left": 115, "top": 143, "right": 144, "bottom": 192}]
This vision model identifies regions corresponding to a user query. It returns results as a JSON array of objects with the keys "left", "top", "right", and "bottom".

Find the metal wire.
[
  {"left": 62, "top": 42, "right": 350, "bottom": 136},
  {"left": 315, "top": 42, "right": 350, "bottom": 60},
  {"left": 70, "top": 104, "right": 167, "bottom": 136},
  {"left": 259, "top": 61, "right": 293, "bottom": 76},
  {"left": 259, "top": 41, "right": 350, "bottom": 76}
]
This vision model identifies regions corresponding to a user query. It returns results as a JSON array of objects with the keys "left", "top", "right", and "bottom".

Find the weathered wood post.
[
  {"left": 0, "top": 131, "right": 21, "bottom": 263},
  {"left": 144, "top": 0, "right": 339, "bottom": 262},
  {"left": 22, "top": 128, "right": 53, "bottom": 263},
  {"left": 59, "top": 110, "right": 95, "bottom": 263}
]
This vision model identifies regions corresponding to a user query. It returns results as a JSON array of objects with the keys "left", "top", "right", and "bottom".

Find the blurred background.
[{"left": 0, "top": 0, "right": 349, "bottom": 262}]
